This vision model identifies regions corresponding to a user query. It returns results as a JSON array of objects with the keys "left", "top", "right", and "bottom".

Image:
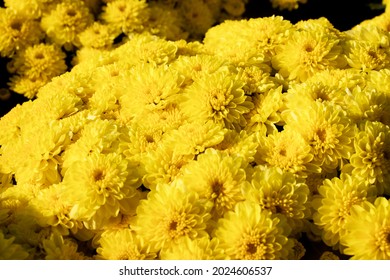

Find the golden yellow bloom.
[
  {"left": 342, "top": 197, "right": 390, "bottom": 259},
  {"left": 244, "top": 86, "right": 284, "bottom": 134},
  {"left": 179, "top": 0, "right": 216, "bottom": 39},
  {"left": 4, "top": 0, "right": 41, "bottom": 19},
  {"left": 312, "top": 173, "right": 377, "bottom": 249},
  {"left": 40, "top": 0, "right": 94, "bottom": 49},
  {"left": 320, "top": 251, "right": 339, "bottom": 260},
  {"left": 78, "top": 22, "right": 117, "bottom": 50},
  {"left": 255, "top": 127, "right": 320, "bottom": 176},
  {"left": 344, "top": 86, "right": 390, "bottom": 126},
  {"left": 64, "top": 151, "right": 140, "bottom": 230},
  {"left": 0, "top": 8, "right": 43, "bottom": 57},
  {"left": 163, "top": 120, "right": 226, "bottom": 156},
  {"left": 367, "top": 68, "right": 390, "bottom": 93},
  {"left": 96, "top": 228, "right": 156, "bottom": 260},
  {"left": 100, "top": 0, "right": 149, "bottom": 35},
  {"left": 213, "top": 129, "right": 258, "bottom": 165},
  {"left": 42, "top": 233, "right": 89, "bottom": 260},
  {"left": 204, "top": 16, "right": 292, "bottom": 65},
  {"left": 213, "top": 201, "right": 293, "bottom": 260},
  {"left": 145, "top": 2, "right": 188, "bottom": 41},
  {"left": 180, "top": 148, "right": 247, "bottom": 218},
  {"left": 8, "top": 43, "right": 67, "bottom": 81},
  {"left": 181, "top": 69, "right": 253, "bottom": 129},
  {"left": 283, "top": 101, "right": 356, "bottom": 172},
  {"left": 142, "top": 144, "right": 194, "bottom": 190},
  {"left": 272, "top": 23, "right": 345, "bottom": 82},
  {"left": 133, "top": 181, "right": 212, "bottom": 252},
  {"left": 245, "top": 166, "right": 310, "bottom": 233},
  {"left": 349, "top": 121, "right": 390, "bottom": 195},
  {"left": 119, "top": 63, "right": 183, "bottom": 122},
  {"left": 160, "top": 236, "right": 227, "bottom": 260}
]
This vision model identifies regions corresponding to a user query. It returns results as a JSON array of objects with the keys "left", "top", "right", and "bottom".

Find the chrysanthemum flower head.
[
  {"left": 145, "top": 2, "right": 188, "bottom": 41},
  {"left": 4, "top": 0, "right": 41, "bottom": 19},
  {"left": 42, "top": 232, "right": 89, "bottom": 260},
  {"left": 181, "top": 69, "right": 253, "bottom": 130},
  {"left": 344, "top": 86, "right": 390, "bottom": 126},
  {"left": 133, "top": 180, "right": 212, "bottom": 252},
  {"left": 213, "top": 201, "right": 293, "bottom": 259},
  {"left": 40, "top": 0, "right": 94, "bottom": 49},
  {"left": 212, "top": 129, "right": 258, "bottom": 165},
  {"left": 204, "top": 16, "right": 292, "bottom": 65},
  {"left": 349, "top": 120, "right": 390, "bottom": 195},
  {"left": 341, "top": 197, "right": 390, "bottom": 259},
  {"left": 162, "top": 120, "right": 227, "bottom": 156},
  {"left": 245, "top": 166, "right": 311, "bottom": 234},
  {"left": 8, "top": 43, "right": 67, "bottom": 81},
  {"left": 96, "top": 228, "right": 156, "bottom": 260},
  {"left": 282, "top": 100, "right": 356, "bottom": 172},
  {"left": 64, "top": 151, "right": 140, "bottom": 230},
  {"left": 255, "top": 127, "right": 320, "bottom": 177},
  {"left": 180, "top": 148, "right": 247, "bottom": 219},
  {"left": 243, "top": 86, "right": 284, "bottom": 134},
  {"left": 312, "top": 173, "right": 377, "bottom": 249},
  {"left": 142, "top": 144, "right": 194, "bottom": 190},
  {"left": 0, "top": 8, "right": 44, "bottom": 57},
  {"left": 119, "top": 63, "right": 183, "bottom": 122},
  {"left": 78, "top": 22, "right": 117, "bottom": 50},
  {"left": 160, "top": 236, "right": 227, "bottom": 260},
  {"left": 100, "top": 0, "right": 149, "bottom": 35},
  {"left": 272, "top": 21, "right": 346, "bottom": 82}
]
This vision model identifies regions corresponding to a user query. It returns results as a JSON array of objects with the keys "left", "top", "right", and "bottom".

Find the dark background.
[{"left": 0, "top": 0, "right": 385, "bottom": 117}]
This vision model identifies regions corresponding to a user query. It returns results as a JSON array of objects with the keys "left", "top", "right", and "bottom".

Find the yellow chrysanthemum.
[
  {"left": 4, "top": 0, "right": 41, "bottom": 19},
  {"left": 8, "top": 43, "right": 67, "bottom": 81},
  {"left": 312, "top": 173, "right": 377, "bottom": 249},
  {"left": 0, "top": 231, "right": 29, "bottom": 260},
  {"left": 255, "top": 128, "right": 320, "bottom": 176},
  {"left": 179, "top": 0, "right": 216, "bottom": 39},
  {"left": 42, "top": 233, "right": 89, "bottom": 260},
  {"left": 96, "top": 228, "right": 156, "bottom": 260},
  {"left": 145, "top": 2, "right": 188, "bottom": 41},
  {"left": 162, "top": 120, "right": 227, "bottom": 156},
  {"left": 272, "top": 23, "right": 345, "bottom": 82},
  {"left": 213, "top": 201, "right": 293, "bottom": 260},
  {"left": 349, "top": 121, "right": 390, "bottom": 195},
  {"left": 344, "top": 86, "right": 390, "bottom": 126},
  {"left": 78, "top": 22, "right": 117, "bottom": 50},
  {"left": 0, "top": 8, "right": 43, "bottom": 57},
  {"left": 113, "top": 33, "right": 178, "bottom": 65},
  {"left": 142, "top": 144, "right": 194, "bottom": 190},
  {"left": 64, "top": 151, "right": 140, "bottom": 230},
  {"left": 243, "top": 86, "right": 283, "bottom": 134},
  {"left": 212, "top": 129, "right": 258, "bottom": 165},
  {"left": 40, "top": 0, "right": 94, "bottom": 49},
  {"left": 341, "top": 197, "right": 390, "bottom": 259},
  {"left": 282, "top": 101, "right": 356, "bottom": 172},
  {"left": 180, "top": 148, "right": 247, "bottom": 218},
  {"left": 245, "top": 166, "right": 310, "bottom": 233},
  {"left": 100, "top": 0, "right": 149, "bottom": 35},
  {"left": 29, "top": 183, "right": 83, "bottom": 235},
  {"left": 320, "top": 251, "right": 340, "bottom": 260},
  {"left": 367, "top": 68, "right": 390, "bottom": 94},
  {"left": 204, "top": 16, "right": 292, "bottom": 65},
  {"left": 119, "top": 63, "right": 183, "bottom": 122},
  {"left": 160, "top": 236, "right": 227, "bottom": 260},
  {"left": 181, "top": 69, "right": 253, "bottom": 130},
  {"left": 133, "top": 181, "right": 212, "bottom": 252}
]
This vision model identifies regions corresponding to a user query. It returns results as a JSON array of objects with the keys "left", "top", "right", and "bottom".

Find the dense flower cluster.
[
  {"left": 0, "top": 0, "right": 250, "bottom": 99},
  {"left": 1, "top": 1, "right": 390, "bottom": 260}
]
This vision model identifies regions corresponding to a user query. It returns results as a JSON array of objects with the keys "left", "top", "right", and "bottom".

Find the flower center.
[
  {"left": 10, "top": 21, "right": 22, "bottom": 31},
  {"left": 93, "top": 169, "right": 105, "bottom": 182}
]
